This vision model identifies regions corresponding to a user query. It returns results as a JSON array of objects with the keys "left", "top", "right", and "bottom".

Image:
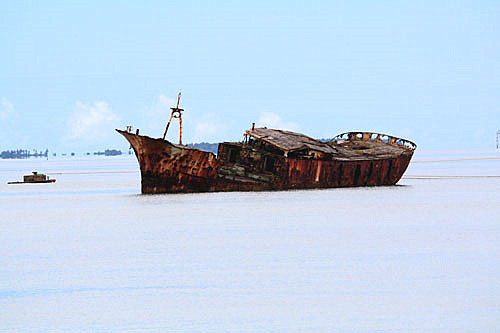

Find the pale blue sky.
[{"left": 1, "top": 1, "right": 499, "bottom": 152}]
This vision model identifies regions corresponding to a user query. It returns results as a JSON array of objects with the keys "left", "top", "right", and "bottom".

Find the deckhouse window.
[
  {"left": 229, "top": 149, "right": 238, "bottom": 163},
  {"left": 264, "top": 156, "right": 275, "bottom": 172}
]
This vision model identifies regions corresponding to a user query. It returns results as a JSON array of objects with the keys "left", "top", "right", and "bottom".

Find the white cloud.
[
  {"left": 157, "top": 94, "right": 176, "bottom": 111},
  {"left": 67, "top": 101, "right": 120, "bottom": 142},
  {"left": 1, "top": 97, "right": 14, "bottom": 120},
  {"left": 256, "top": 112, "right": 299, "bottom": 131},
  {"left": 138, "top": 94, "right": 177, "bottom": 136},
  {"left": 0, "top": 97, "right": 21, "bottom": 147},
  {"left": 192, "top": 113, "right": 226, "bottom": 142},
  {"left": 147, "top": 93, "right": 176, "bottom": 118},
  {"left": 136, "top": 94, "right": 225, "bottom": 143}
]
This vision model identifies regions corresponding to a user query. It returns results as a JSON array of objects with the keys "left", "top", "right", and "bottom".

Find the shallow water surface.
[{"left": 0, "top": 152, "right": 499, "bottom": 331}]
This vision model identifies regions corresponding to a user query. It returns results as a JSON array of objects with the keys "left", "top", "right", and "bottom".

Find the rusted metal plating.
[{"left": 117, "top": 127, "right": 416, "bottom": 194}]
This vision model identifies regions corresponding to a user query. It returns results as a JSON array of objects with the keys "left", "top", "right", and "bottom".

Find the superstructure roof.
[{"left": 245, "top": 128, "right": 337, "bottom": 154}]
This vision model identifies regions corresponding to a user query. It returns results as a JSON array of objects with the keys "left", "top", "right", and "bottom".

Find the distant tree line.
[
  {"left": 1, "top": 143, "right": 220, "bottom": 159},
  {"left": 0, "top": 149, "right": 49, "bottom": 159},
  {"left": 187, "top": 142, "right": 219, "bottom": 154},
  {"left": 93, "top": 149, "right": 122, "bottom": 156}
]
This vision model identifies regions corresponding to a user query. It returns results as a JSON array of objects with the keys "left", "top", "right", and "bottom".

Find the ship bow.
[{"left": 116, "top": 129, "right": 219, "bottom": 194}]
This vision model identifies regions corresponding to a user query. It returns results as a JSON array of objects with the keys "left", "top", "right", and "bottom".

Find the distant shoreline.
[{"left": 1, "top": 143, "right": 220, "bottom": 159}]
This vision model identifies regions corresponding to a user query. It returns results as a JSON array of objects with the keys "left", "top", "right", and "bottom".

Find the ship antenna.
[{"left": 162, "top": 89, "right": 184, "bottom": 144}]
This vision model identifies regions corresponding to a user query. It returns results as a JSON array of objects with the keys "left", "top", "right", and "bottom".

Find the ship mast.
[{"left": 162, "top": 90, "right": 184, "bottom": 144}]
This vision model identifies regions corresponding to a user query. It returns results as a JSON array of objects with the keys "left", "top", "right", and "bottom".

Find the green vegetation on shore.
[{"left": 0, "top": 149, "right": 49, "bottom": 159}]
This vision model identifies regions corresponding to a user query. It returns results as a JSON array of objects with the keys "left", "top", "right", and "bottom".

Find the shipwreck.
[{"left": 117, "top": 92, "right": 416, "bottom": 194}]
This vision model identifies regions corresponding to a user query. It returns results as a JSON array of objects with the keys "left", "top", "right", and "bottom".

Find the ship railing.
[{"left": 331, "top": 132, "right": 417, "bottom": 151}]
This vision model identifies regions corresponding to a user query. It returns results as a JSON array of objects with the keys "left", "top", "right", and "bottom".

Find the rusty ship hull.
[{"left": 117, "top": 128, "right": 416, "bottom": 194}]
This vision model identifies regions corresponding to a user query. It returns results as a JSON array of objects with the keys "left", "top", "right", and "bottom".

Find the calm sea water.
[{"left": 1, "top": 150, "right": 499, "bottom": 332}]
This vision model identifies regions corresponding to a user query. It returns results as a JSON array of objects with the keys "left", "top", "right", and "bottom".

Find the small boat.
[
  {"left": 8, "top": 172, "right": 56, "bottom": 184},
  {"left": 117, "top": 92, "right": 417, "bottom": 194}
]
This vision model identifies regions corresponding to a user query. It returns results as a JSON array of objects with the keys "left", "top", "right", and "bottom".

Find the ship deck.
[{"left": 328, "top": 139, "right": 413, "bottom": 161}]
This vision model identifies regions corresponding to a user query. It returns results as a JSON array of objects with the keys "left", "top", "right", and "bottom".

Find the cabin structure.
[
  {"left": 213, "top": 127, "right": 415, "bottom": 191},
  {"left": 218, "top": 128, "right": 337, "bottom": 176},
  {"left": 24, "top": 172, "right": 49, "bottom": 182},
  {"left": 217, "top": 128, "right": 415, "bottom": 173}
]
